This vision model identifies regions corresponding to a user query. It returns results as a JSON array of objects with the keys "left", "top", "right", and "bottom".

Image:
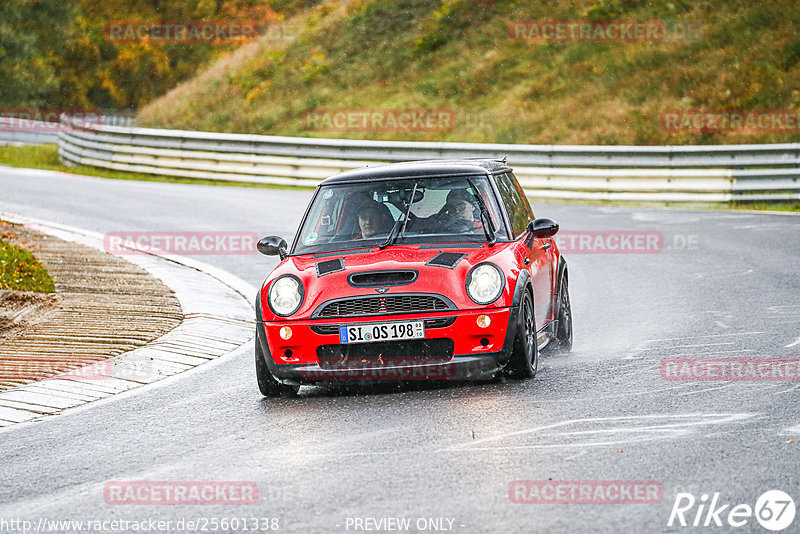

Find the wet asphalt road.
[{"left": 1, "top": 166, "right": 799, "bottom": 533}]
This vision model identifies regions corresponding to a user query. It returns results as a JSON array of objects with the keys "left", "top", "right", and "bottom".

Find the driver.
[
  {"left": 356, "top": 200, "right": 394, "bottom": 239},
  {"left": 439, "top": 189, "right": 482, "bottom": 233}
]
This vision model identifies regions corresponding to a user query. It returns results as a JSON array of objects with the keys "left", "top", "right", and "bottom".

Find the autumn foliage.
[{"left": 0, "top": 0, "right": 310, "bottom": 112}]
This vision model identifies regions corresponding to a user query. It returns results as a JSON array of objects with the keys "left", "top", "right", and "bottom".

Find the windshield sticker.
[
  {"left": 322, "top": 190, "right": 334, "bottom": 200},
  {"left": 304, "top": 233, "right": 319, "bottom": 245}
]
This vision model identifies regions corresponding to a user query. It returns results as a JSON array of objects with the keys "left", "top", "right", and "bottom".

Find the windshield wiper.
[
  {"left": 380, "top": 181, "right": 418, "bottom": 249},
  {"left": 466, "top": 178, "right": 497, "bottom": 247},
  {"left": 379, "top": 219, "right": 402, "bottom": 250}
]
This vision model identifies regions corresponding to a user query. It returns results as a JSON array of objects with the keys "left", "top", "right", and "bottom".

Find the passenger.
[{"left": 356, "top": 201, "right": 394, "bottom": 239}]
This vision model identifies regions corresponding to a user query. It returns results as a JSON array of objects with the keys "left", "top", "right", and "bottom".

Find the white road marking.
[
  {"left": 767, "top": 305, "right": 800, "bottom": 314},
  {"left": 773, "top": 384, "right": 800, "bottom": 395},
  {"left": 641, "top": 332, "right": 765, "bottom": 343},
  {"left": 785, "top": 336, "right": 800, "bottom": 348},
  {"left": 690, "top": 269, "right": 754, "bottom": 279},
  {"left": 676, "top": 384, "right": 737, "bottom": 396},
  {"left": 714, "top": 321, "right": 730, "bottom": 329},
  {"left": 443, "top": 413, "right": 756, "bottom": 452},
  {"left": 669, "top": 350, "right": 754, "bottom": 357},
  {"left": 632, "top": 342, "right": 738, "bottom": 351},
  {"left": 671, "top": 342, "right": 736, "bottom": 348},
  {"left": 748, "top": 383, "right": 784, "bottom": 391},
  {"left": 564, "top": 450, "right": 589, "bottom": 462},
  {"left": 561, "top": 384, "right": 697, "bottom": 401}
]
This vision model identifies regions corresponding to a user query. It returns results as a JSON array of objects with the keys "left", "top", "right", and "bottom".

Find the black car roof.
[{"left": 320, "top": 159, "right": 511, "bottom": 185}]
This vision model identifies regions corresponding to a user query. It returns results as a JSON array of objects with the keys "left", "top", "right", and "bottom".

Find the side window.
[
  {"left": 494, "top": 172, "right": 532, "bottom": 238},
  {"left": 510, "top": 172, "right": 535, "bottom": 222}
]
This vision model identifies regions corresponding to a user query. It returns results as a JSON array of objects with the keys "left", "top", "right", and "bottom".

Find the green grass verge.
[
  {"left": 0, "top": 237, "right": 56, "bottom": 293},
  {"left": 1, "top": 144, "right": 797, "bottom": 212},
  {"left": 725, "top": 201, "right": 800, "bottom": 213}
]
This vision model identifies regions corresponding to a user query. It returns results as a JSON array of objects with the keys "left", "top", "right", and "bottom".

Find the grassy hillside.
[
  {"left": 138, "top": 0, "right": 800, "bottom": 145},
  {"left": 0, "top": 0, "right": 318, "bottom": 111}
]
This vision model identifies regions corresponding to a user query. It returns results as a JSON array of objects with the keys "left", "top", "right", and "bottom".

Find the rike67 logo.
[{"left": 668, "top": 490, "right": 795, "bottom": 531}]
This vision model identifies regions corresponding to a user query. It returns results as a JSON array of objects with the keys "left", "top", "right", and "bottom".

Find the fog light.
[
  {"left": 279, "top": 326, "right": 293, "bottom": 340},
  {"left": 477, "top": 315, "right": 491, "bottom": 328}
]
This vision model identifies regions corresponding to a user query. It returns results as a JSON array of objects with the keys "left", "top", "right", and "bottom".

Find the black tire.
[
  {"left": 255, "top": 332, "right": 300, "bottom": 398},
  {"left": 506, "top": 289, "right": 538, "bottom": 379},
  {"left": 554, "top": 271, "right": 573, "bottom": 352}
]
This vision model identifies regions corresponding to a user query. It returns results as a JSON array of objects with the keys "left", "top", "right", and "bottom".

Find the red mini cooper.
[{"left": 255, "top": 160, "right": 572, "bottom": 396}]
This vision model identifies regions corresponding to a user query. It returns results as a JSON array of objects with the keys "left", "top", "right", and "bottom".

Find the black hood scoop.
[
  {"left": 426, "top": 252, "right": 467, "bottom": 269},
  {"left": 315, "top": 258, "right": 345, "bottom": 277}
]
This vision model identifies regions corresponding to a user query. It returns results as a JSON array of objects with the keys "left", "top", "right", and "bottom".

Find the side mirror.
[
  {"left": 257, "top": 236, "right": 288, "bottom": 260},
  {"left": 527, "top": 218, "right": 559, "bottom": 239}
]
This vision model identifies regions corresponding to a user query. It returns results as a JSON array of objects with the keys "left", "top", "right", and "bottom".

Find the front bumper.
[{"left": 256, "top": 304, "right": 520, "bottom": 385}]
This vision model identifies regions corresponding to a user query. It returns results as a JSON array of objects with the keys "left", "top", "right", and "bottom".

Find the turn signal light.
[
  {"left": 279, "top": 326, "right": 293, "bottom": 340},
  {"left": 477, "top": 315, "right": 491, "bottom": 328}
]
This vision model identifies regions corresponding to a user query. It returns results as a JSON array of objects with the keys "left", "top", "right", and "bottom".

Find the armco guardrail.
[
  {"left": 0, "top": 117, "right": 60, "bottom": 145},
  {"left": 1, "top": 115, "right": 134, "bottom": 146},
  {"left": 58, "top": 115, "right": 800, "bottom": 202}
]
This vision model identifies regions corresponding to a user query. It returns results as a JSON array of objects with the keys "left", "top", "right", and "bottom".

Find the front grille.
[
  {"left": 316, "top": 295, "right": 451, "bottom": 318},
  {"left": 317, "top": 339, "right": 454, "bottom": 369}
]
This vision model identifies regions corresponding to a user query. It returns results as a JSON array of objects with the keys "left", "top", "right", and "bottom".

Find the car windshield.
[{"left": 292, "top": 175, "right": 508, "bottom": 255}]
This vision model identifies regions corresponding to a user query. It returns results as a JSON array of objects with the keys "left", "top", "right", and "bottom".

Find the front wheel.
[
  {"left": 255, "top": 333, "right": 300, "bottom": 397},
  {"left": 506, "top": 289, "right": 538, "bottom": 379},
  {"left": 554, "top": 272, "right": 573, "bottom": 352}
]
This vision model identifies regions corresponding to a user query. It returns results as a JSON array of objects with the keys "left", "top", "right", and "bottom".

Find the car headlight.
[
  {"left": 268, "top": 275, "right": 304, "bottom": 316},
  {"left": 466, "top": 263, "right": 504, "bottom": 305}
]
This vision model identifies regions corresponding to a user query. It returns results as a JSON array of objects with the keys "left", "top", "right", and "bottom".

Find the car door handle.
[{"left": 541, "top": 243, "right": 551, "bottom": 250}]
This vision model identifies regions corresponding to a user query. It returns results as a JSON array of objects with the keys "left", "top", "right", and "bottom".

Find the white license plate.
[{"left": 339, "top": 321, "right": 425, "bottom": 344}]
